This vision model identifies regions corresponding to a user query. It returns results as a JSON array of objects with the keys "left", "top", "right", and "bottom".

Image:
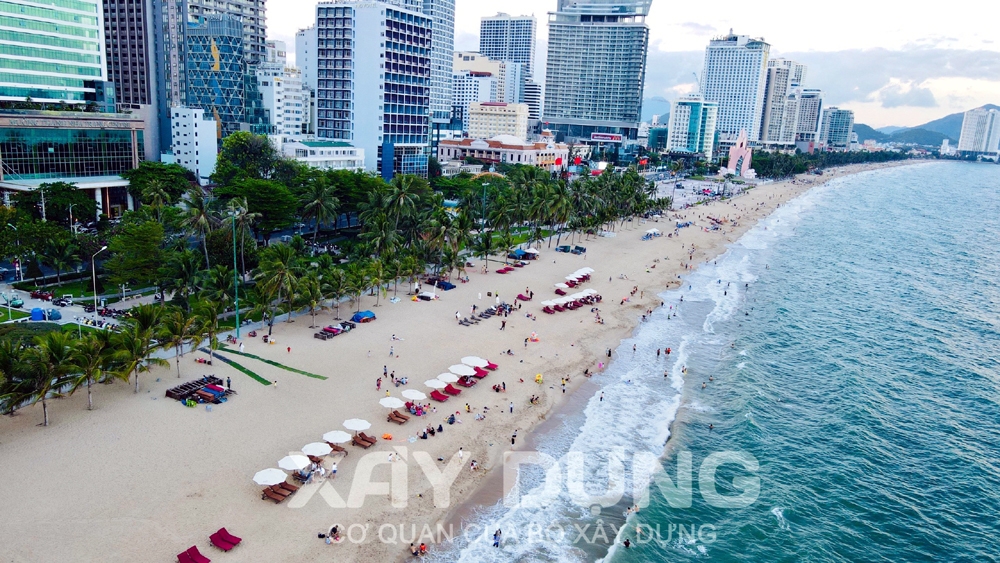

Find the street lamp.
[
  {"left": 7, "top": 223, "right": 19, "bottom": 281},
  {"left": 230, "top": 211, "right": 240, "bottom": 339},
  {"left": 92, "top": 246, "right": 107, "bottom": 319}
]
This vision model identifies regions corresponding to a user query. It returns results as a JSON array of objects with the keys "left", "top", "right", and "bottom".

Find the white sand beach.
[{"left": 0, "top": 162, "right": 909, "bottom": 562}]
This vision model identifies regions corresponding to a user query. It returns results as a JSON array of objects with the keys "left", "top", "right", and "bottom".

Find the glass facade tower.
[{"left": 0, "top": 0, "right": 108, "bottom": 103}]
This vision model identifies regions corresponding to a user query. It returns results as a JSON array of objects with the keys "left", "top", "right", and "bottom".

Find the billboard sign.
[{"left": 590, "top": 133, "right": 623, "bottom": 143}]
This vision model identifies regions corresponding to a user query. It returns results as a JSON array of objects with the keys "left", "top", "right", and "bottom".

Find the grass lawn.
[
  {"left": 16, "top": 279, "right": 96, "bottom": 298},
  {"left": 2, "top": 308, "right": 31, "bottom": 321}
]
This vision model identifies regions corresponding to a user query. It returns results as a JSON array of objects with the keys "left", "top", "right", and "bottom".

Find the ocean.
[{"left": 433, "top": 161, "right": 1000, "bottom": 563}]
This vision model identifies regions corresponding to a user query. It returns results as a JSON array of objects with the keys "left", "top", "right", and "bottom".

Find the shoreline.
[
  {"left": 0, "top": 160, "right": 915, "bottom": 563},
  {"left": 417, "top": 159, "right": 917, "bottom": 562}
]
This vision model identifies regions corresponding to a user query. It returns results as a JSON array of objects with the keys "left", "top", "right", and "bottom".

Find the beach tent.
[
  {"left": 351, "top": 311, "right": 376, "bottom": 323},
  {"left": 524, "top": 248, "right": 540, "bottom": 255},
  {"left": 509, "top": 249, "right": 527, "bottom": 259}
]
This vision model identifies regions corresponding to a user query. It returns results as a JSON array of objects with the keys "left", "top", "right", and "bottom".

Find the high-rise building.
[
  {"left": 523, "top": 80, "right": 543, "bottom": 122},
  {"left": 819, "top": 107, "right": 854, "bottom": 150},
  {"left": 315, "top": 0, "right": 432, "bottom": 178},
  {"left": 295, "top": 26, "right": 318, "bottom": 92},
  {"left": 957, "top": 107, "right": 1000, "bottom": 155},
  {"left": 256, "top": 63, "right": 305, "bottom": 143},
  {"left": 452, "top": 71, "right": 498, "bottom": 131},
  {"left": 543, "top": 0, "right": 651, "bottom": 144},
  {"left": 468, "top": 102, "right": 529, "bottom": 141},
  {"left": 453, "top": 52, "right": 523, "bottom": 105},
  {"left": 265, "top": 39, "right": 286, "bottom": 65},
  {"left": 422, "top": 0, "right": 455, "bottom": 126},
  {"left": 700, "top": 31, "right": 770, "bottom": 143},
  {"left": 760, "top": 59, "right": 806, "bottom": 146},
  {"left": 666, "top": 95, "right": 719, "bottom": 160},
  {"left": 479, "top": 13, "right": 536, "bottom": 79},
  {"left": 0, "top": 0, "right": 108, "bottom": 104},
  {"left": 184, "top": 15, "right": 246, "bottom": 138},
  {"left": 170, "top": 106, "right": 217, "bottom": 184},
  {"left": 153, "top": 0, "right": 267, "bottom": 147},
  {"left": 795, "top": 88, "right": 823, "bottom": 142}
]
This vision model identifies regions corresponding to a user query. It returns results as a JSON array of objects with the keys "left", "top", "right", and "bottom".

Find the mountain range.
[{"left": 856, "top": 104, "right": 999, "bottom": 146}]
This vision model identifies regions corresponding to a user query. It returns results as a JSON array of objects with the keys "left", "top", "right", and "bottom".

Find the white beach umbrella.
[
  {"left": 278, "top": 455, "right": 311, "bottom": 471},
  {"left": 424, "top": 379, "right": 447, "bottom": 389},
  {"left": 461, "top": 356, "right": 489, "bottom": 368},
  {"left": 253, "top": 468, "right": 287, "bottom": 486},
  {"left": 580, "top": 267, "right": 595, "bottom": 274},
  {"left": 302, "top": 442, "right": 333, "bottom": 456},
  {"left": 524, "top": 248, "right": 540, "bottom": 254},
  {"left": 554, "top": 283, "right": 570, "bottom": 289},
  {"left": 582, "top": 289, "right": 598, "bottom": 296},
  {"left": 379, "top": 397, "right": 406, "bottom": 409},
  {"left": 449, "top": 364, "right": 476, "bottom": 376},
  {"left": 646, "top": 228, "right": 660, "bottom": 235},
  {"left": 541, "top": 301, "right": 557, "bottom": 307},
  {"left": 437, "top": 373, "right": 460, "bottom": 384},
  {"left": 402, "top": 389, "right": 427, "bottom": 401},
  {"left": 343, "top": 419, "right": 371, "bottom": 432},
  {"left": 566, "top": 275, "right": 582, "bottom": 281},
  {"left": 322, "top": 430, "right": 352, "bottom": 444}
]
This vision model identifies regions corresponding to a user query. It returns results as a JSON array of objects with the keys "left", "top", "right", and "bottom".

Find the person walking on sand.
[
  {"left": 239, "top": 342, "right": 245, "bottom": 353},
  {"left": 287, "top": 346, "right": 291, "bottom": 353},
  {"left": 509, "top": 401, "right": 514, "bottom": 413},
  {"left": 501, "top": 320, "right": 506, "bottom": 331},
  {"left": 377, "top": 378, "right": 382, "bottom": 391},
  {"left": 511, "top": 431, "right": 517, "bottom": 445},
  {"left": 600, "top": 392, "right": 604, "bottom": 402},
  {"left": 389, "top": 345, "right": 394, "bottom": 357}
]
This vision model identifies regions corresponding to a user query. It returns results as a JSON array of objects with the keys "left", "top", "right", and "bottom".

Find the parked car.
[
  {"left": 30, "top": 290, "right": 54, "bottom": 301},
  {"left": 9, "top": 297, "right": 24, "bottom": 308},
  {"left": 45, "top": 309, "right": 62, "bottom": 320},
  {"left": 52, "top": 297, "right": 73, "bottom": 307},
  {"left": 571, "top": 246, "right": 587, "bottom": 255},
  {"left": 555, "top": 245, "right": 571, "bottom": 253}
]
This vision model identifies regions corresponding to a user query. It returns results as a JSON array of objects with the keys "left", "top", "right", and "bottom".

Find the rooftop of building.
[
  {"left": 440, "top": 135, "right": 567, "bottom": 150},
  {"left": 295, "top": 141, "right": 355, "bottom": 148}
]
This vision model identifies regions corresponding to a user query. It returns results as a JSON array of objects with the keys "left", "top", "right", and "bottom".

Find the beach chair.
[
  {"left": 216, "top": 529, "right": 242, "bottom": 548},
  {"left": 392, "top": 410, "right": 410, "bottom": 421},
  {"left": 277, "top": 481, "right": 299, "bottom": 493},
  {"left": 209, "top": 532, "right": 236, "bottom": 552},
  {"left": 326, "top": 442, "right": 348, "bottom": 455},
  {"left": 554, "top": 304, "right": 565, "bottom": 312},
  {"left": 555, "top": 288, "right": 567, "bottom": 296},
  {"left": 307, "top": 455, "right": 325, "bottom": 465},
  {"left": 178, "top": 551, "right": 197, "bottom": 563},
  {"left": 444, "top": 384, "right": 462, "bottom": 396},
  {"left": 517, "top": 293, "right": 531, "bottom": 301},
  {"left": 430, "top": 390, "right": 450, "bottom": 402},
  {"left": 473, "top": 366, "right": 490, "bottom": 378},
  {"left": 186, "top": 546, "right": 212, "bottom": 563},
  {"left": 543, "top": 307, "right": 555, "bottom": 314},
  {"left": 388, "top": 412, "right": 407, "bottom": 424},
  {"left": 262, "top": 488, "right": 286, "bottom": 503},
  {"left": 359, "top": 432, "right": 378, "bottom": 445},
  {"left": 485, "top": 361, "right": 499, "bottom": 370},
  {"left": 457, "top": 376, "right": 477, "bottom": 387},
  {"left": 352, "top": 435, "right": 372, "bottom": 449},
  {"left": 267, "top": 485, "right": 290, "bottom": 497}
]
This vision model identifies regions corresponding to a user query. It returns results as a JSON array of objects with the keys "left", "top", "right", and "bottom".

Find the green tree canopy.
[
  {"left": 12, "top": 182, "right": 97, "bottom": 227},
  {"left": 121, "top": 161, "right": 195, "bottom": 204},
  {"left": 211, "top": 131, "right": 280, "bottom": 186},
  {"left": 104, "top": 218, "right": 164, "bottom": 289},
  {"left": 214, "top": 179, "right": 297, "bottom": 243}
]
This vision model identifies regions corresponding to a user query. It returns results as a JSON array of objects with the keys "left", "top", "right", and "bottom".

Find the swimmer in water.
[{"left": 702, "top": 382, "right": 707, "bottom": 389}]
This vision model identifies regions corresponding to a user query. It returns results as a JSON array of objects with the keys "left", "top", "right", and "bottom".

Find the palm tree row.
[{"left": 0, "top": 303, "right": 225, "bottom": 426}]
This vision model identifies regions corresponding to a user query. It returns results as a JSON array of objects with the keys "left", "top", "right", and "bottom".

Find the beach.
[{"left": 0, "top": 161, "right": 910, "bottom": 563}]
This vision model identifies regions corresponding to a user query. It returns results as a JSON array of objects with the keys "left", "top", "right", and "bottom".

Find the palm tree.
[
  {"left": 142, "top": 179, "right": 171, "bottom": 223},
  {"left": 299, "top": 180, "right": 341, "bottom": 243},
  {"left": 321, "top": 267, "right": 348, "bottom": 320},
  {"left": 227, "top": 198, "right": 260, "bottom": 278},
  {"left": 473, "top": 231, "right": 496, "bottom": 272},
  {"left": 383, "top": 174, "right": 421, "bottom": 232},
  {"left": 161, "top": 248, "right": 203, "bottom": 311},
  {"left": 45, "top": 238, "right": 80, "bottom": 286},
  {"left": 298, "top": 273, "right": 326, "bottom": 327},
  {"left": 24, "top": 332, "right": 75, "bottom": 426},
  {"left": 344, "top": 260, "right": 370, "bottom": 313},
  {"left": 254, "top": 244, "right": 300, "bottom": 333},
  {"left": 115, "top": 304, "right": 166, "bottom": 393},
  {"left": 193, "top": 300, "right": 224, "bottom": 365},
  {"left": 368, "top": 259, "right": 385, "bottom": 306},
  {"left": 181, "top": 186, "right": 218, "bottom": 268},
  {"left": 198, "top": 264, "right": 236, "bottom": 306},
  {"left": 360, "top": 212, "right": 399, "bottom": 259},
  {"left": 68, "top": 333, "right": 111, "bottom": 410},
  {"left": 158, "top": 309, "right": 202, "bottom": 378}
]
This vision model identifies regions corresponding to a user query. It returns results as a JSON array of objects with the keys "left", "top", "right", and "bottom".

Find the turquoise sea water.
[{"left": 439, "top": 162, "right": 1000, "bottom": 563}]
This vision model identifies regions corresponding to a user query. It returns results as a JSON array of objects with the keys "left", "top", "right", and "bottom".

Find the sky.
[{"left": 275, "top": 0, "right": 1000, "bottom": 127}]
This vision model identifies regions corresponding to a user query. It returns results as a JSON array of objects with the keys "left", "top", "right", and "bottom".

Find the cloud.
[
  {"left": 872, "top": 80, "right": 937, "bottom": 108},
  {"left": 680, "top": 22, "right": 716, "bottom": 34}
]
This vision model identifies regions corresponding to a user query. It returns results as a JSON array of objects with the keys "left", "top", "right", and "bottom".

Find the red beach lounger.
[
  {"left": 444, "top": 384, "right": 462, "bottom": 396},
  {"left": 430, "top": 390, "right": 450, "bottom": 402},
  {"left": 457, "top": 376, "right": 477, "bottom": 387},
  {"left": 543, "top": 307, "right": 555, "bottom": 314},
  {"left": 186, "top": 546, "right": 212, "bottom": 563},
  {"left": 555, "top": 288, "right": 567, "bottom": 296},
  {"left": 178, "top": 552, "right": 196, "bottom": 563},
  {"left": 217, "top": 529, "right": 242, "bottom": 547},
  {"left": 473, "top": 366, "right": 490, "bottom": 378},
  {"left": 485, "top": 361, "right": 498, "bottom": 370},
  {"left": 210, "top": 533, "right": 235, "bottom": 552}
]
